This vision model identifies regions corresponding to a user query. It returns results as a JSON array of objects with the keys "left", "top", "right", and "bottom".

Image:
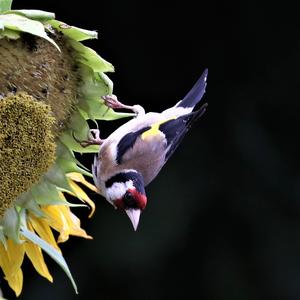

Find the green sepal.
[
  {"left": 29, "top": 180, "right": 86, "bottom": 207},
  {"left": 59, "top": 110, "right": 99, "bottom": 153},
  {"left": 59, "top": 105, "right": 131, "bottom": 153},
  {"left": 55, "top": 142, "right": 91, "bottom": 176},
  {"left": 60, "top": 133, "right": 100, "bottom": 154},
  {"left": 64, "top": 109, "right": 89, "bottom": 141},
  {"left": 0, "top": 13, "right": 60, "bottom": 50},
  {"left": 0, "top": 207, "right": 20, "bottom": 243},
  {"left": 0, "top": 27, "right": 20, "bottom": 39},
  {"left": 60, "top": 131, "right": 100, "bottom": 153},
  {"left": 77, "top": 68, "right": 133, "bottom": 120},
  {"left": 30, "top": 181, "right": 60, "bottom": 206},
  {"left": 78, "top": 67, "right": 133, "bottom": 121},
  {"left": 0, "top": 227, "right": 7, "bottom": 249},
  {"left": 48, "top": 19, "right": 97, "bottom": 41},
  {"left": 57, "top": 156, "right": 91, "bottom": 177},
  {"left": 44, "top": 163, "right": 73, "bottom": 193},
  {"left": 21, "top": 226, "right": 78, "bottom": 294},
  {"left": 0, "top": 0, "right": 12, "bottom": 13},
  {"left": 79, "top": 66, "right": 113, "bottom": 99},
  {"left": 56, "top": 141, "right": 90, "bottom": 171},
  {"left": 15, "top": 191, "right": 44, "bottom": 217},
  {"left": 98, "top": 72, "right": 114, "bottom": 94},
  {"left": 78, "top": 99, "right": 134, "bottom": 121},
  {"left": 69, "top": 39, "right": 114, "bottom": 72},
  {"left": 18, "top": 208, "right": 27, "bottom": 231},
  {"left": 22, "top": 198, "right": 45, "bottom": 218},
  {"left": 4, "top": 10, "right": 55, "bottom": 21}
]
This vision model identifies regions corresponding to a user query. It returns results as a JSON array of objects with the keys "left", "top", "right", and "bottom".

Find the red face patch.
[
  {"left": 128, "top": 188, "right": 147, "bottom": 210},
  {"left": 114, "top": 188, "right": 147, "bottom": 210}
]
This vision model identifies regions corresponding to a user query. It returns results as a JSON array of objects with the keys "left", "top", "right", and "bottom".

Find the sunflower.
[{"left": 0, "top": 0, "right": 131, "bottom": 297}]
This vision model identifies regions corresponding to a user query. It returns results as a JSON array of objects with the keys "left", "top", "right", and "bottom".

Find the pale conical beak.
[{"left": 125, "top": 209, "right": 141, "bottom": 231}]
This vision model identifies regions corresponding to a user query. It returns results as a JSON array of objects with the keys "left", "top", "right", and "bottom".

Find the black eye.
[{"left": 123, "top": 191, "right": 135, "bottom": 207}]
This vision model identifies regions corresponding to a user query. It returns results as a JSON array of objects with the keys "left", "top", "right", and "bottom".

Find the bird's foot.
[
  {"left": 102, "top": 94, "right": 145, "bottom": 117},
  {"left": 73, "top": 129, "right": 104, "bottom": 148},
  {"left": 102, "top": 94, "right": 124, "bottom": 110}
]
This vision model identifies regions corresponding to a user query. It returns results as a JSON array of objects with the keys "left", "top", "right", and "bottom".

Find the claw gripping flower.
[{"left": 0, "top": 0, "right": 130, "bottom": 296}]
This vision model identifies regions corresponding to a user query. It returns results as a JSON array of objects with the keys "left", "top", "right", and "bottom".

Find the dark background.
[{"left": 4, "top": 0, "right": 300, "bottom": 299}]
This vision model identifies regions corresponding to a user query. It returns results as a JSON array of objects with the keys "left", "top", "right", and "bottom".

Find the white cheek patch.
[{"left": 106, "top": 180, "right": 134, "bottom": 201}]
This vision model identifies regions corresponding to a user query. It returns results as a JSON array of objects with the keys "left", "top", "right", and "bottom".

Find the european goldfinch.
[{"left": 80, "top": 69, "right": 208, "bottom": 230}]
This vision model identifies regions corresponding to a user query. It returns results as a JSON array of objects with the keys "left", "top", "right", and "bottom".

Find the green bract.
[{"left": 0, "top": 1, "right": 133, "bottom": 296}]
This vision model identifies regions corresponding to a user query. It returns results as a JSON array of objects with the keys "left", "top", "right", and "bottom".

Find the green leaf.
[
  {"left": 21, "top": 227, "right": 78, "bottom": 294},
  {"left": 69, "top": 39, "right": 114, "bottom": 72},
  {"left": 0, "top": 0, "right": 12, "bottom": 12},
  {"left": 0, "top": 14, "right": 60, "bottom": 50},
  {"left": 0, "top": 207, "right": 20, "bottom": 243},
  {"left": 4, "top": 10, "right": 55, "bottom": 21},
  {"left": 48, "top": 19, "right": 97, "bottom": 41}
]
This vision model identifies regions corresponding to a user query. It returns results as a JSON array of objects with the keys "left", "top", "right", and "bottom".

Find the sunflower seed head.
[
  {"left": 0, "top": 32, "right": 80, "bottom": 135},
  {"left": 0, "top": 92, "right": 56, "bottom": 217}
]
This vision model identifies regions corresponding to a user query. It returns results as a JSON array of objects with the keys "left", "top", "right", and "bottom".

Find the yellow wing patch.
[{"left": 141, "top": 117, "right": 176, "bottom": 140}]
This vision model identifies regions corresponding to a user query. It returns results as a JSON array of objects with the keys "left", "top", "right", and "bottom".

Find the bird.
[{"left": 78, "top": 69, "right": 208, "bottom": 230}]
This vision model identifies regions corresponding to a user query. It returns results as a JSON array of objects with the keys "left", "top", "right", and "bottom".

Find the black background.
[{"left": 3, "top": 0, "right": 300, "bottom": 299}]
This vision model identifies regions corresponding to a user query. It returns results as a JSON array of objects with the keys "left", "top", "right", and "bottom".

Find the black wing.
[
  {"left": 159, "top": 104, "right": 207, "bottom": 162},
  {"left": 116, "top": 126, "right": 151, "bottom": 164}
]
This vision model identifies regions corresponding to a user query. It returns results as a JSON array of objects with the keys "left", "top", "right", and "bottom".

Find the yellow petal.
[
  {"left": 41, "top": 205, "right": 92, "bottom": 243},
  {"left": 0, "top": 242, "right": 9, "bottom": 274},
  {"left": 43, "top": 205, "right": 70, "bottom": 243},
  {"left": 24, "top": 223, "right": 53, "bottom": 282},
  {"left": 64, "top": 209, "right": 92, "bottom": 241},
  {"left": 6, "top": 239, "right": 25, "bottom": 277},
  {"left": 29, "top": 213, "right": 61, "bottom": 253},
  {"left": 0, "top": 240, "right": 24, "bottom": 296},
  {"left": 67, "top": 172, "right": 99, "bottom": 193},
  {"left": 68, "top": 180, "right": 96, "bottom": 218},
  {"left": 6, "top": 268, "right": 23, "bottom": 297}
]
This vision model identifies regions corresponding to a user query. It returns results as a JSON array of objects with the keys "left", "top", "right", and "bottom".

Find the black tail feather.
[{"left": 177, "top": 69, "right": 208, "bottom": 109}]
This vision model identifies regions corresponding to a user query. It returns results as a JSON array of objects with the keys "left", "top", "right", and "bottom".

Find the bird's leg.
[
  {"left": 73, "top": 129, "right": 105, "bottom": 148},
  {"left": 102, "top": 94, "right": 145, "bottom": 117}
]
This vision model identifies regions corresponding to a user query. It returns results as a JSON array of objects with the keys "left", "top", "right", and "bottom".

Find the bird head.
[{"left": 105, "top": 171, "right": 147, "bottom": 230}]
